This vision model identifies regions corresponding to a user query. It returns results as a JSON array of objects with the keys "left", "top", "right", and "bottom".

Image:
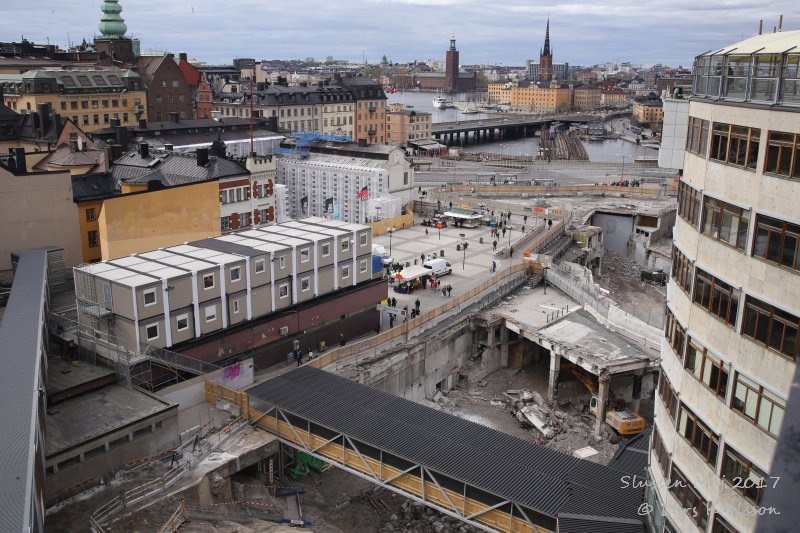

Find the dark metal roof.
[
  {"left": 71, "top": 172, "right": 117, "bottom": 202},
  {"left": 0, "top": 249, "right": 49, "bottom": 532},
  {"left": 111, "top": 149, "right": 248, "bottom": 187},
  {"left": 248, "top": 367, "right": 645, "bottom": 527},
  {"left": 608, "top": 428, "right": 651, "bottom": 478}
]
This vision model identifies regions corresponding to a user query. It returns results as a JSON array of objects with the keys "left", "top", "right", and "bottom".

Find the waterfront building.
[
  {"left": 408, "top": 36, "right": 477, "bottom": 92},
  {"left": 386, "top": 103, "right": 432, "bottom": 147},
  {"left": 647, "top": 30, "right": 800, "bottom": 533},
  {"left": 633, "top": 99, "right": 664, "bottom": 130}
]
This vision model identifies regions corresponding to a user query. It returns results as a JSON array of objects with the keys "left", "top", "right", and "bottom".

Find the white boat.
[{"left": 432, "top": 96, "right": 449, "bottom": 109}]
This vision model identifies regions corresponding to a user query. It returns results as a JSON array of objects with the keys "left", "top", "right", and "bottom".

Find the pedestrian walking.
[
  {"left": 421, "top": 253, "right": 425, "bottom": 263},
  {"left": 502, "top": 227, "right": 506, "bottom": 238},
  {"left": 442, "top": 287, "right": 447, "bottom": 298},
  {"left": 339, "top": 333, "right": 345, "bottom": 347},
  {"left": 548, "top": 219, "right": 553, "bottom": 229},
  {"left": 491, "top": 260, "right": 496, "bottom": 273},
  {"left": 447, "top": 284, "right": 452, "bottom": 297},
  {"left": 510, "top": 246, "right": 514, "bottom": 257},
  {"left": 524, "top": 215, "right": 528, "bottom": 223},
  {"left": 415, "top": 298, "right": 420, "bottom": 313},
  {"left": 403, "top": 305, "right": 409, "bottom": 321},
  {"left": 425, "top": 228, "right": 429, "bottom": 239},
  {"left": 295, "top": 350, "right": 302, "bottom": 366},
  {"left": 493, "top": 240, "right": 498, "bottom": 251},
  {"left": 522, "top": 225, "right": 526, "bottom": 233},
  {"left": 507, "top": 210, "right": 512, "bottom": 219},
  {"left": 391, "top": 297, "right": 397, "bottom": 308},
  {"left": 389, "top": 314, "right": 395, "bottom": 327}
]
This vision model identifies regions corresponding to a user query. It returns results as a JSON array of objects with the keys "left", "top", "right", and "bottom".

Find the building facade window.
[
  {"left": 678, "top": 403, "right": 720, "bottom": 467},
  {"left": 686, "top": 117, "right": 710, "bottom": 156},
  {"left": 702, "top": 196, "right": 750, "bottom": 250},
  {"left": 176, "top": 314, "right": 189, "bottom": 331},
  {"left": 752, "top": 213, "right": 800, "bottom": 272},
  {"left": 693, "top": 268, "right": 739, "bottom": 327},
  {"left": 764, "top": 131, "right": 800, "bottom": 179},
  {"left": 709, "top": 122, "right": 760, "bottom": 169},
  {"left": 658, "top": 373, "right": 680, "bottom": 422},
  {"left": 665, "top": 308, "right": 687, "bottom": 361},
  {"left": 720, "top": 444, "right": 767, "bottom": 505},
  {"left": 342, "top": 265, "right": 350, "bottom": 279},
  {"left": 88, "top": 230, "right": 99, "bottom": 248},
  {"left": 230, "top": 266, "right": 241, "bottom": 282},
  {"left": 342, "top": 239, "right": 350, "bottom": 252},
  {"left": 300, "top": 277, "right": 310, "bottom": 292},
  {"left": 85, "top": 207, "right": 97, "bottom": 222},
  {"left": 321, "top": 243, "right": 330, "bottom": 257},
  {"left": 279, "top": 256, "right": 285, "bottom": 269},
  {"left": 732, "top": 372, "right": 785, "bottom": 437},
  {"left": 669, "top": 466, "right": 709, "bottom": 530},
  {"left": 254, "top": 258, "right": 265, "bottom": 274},
  {"left": 221, "top": 216, "right": 231, "bottom": 231},
  {"left": 671, "top": 246, "right": 694, "bottom": 295},
  {"left": 232, "top": 300, "right": 240, "bottom": 314},
  {"left": 204, "top": 305, "right": 216, "bottom": 322},
  {"left": 742, "top": 296, "right": 799, "bottom": 360},
  {"left": 678, "top": 181, "right": 702, "bottom": 227},
  {"left": 279, "top": 283, "right": 289, "bottom": 298},
  {"left": 711, "top": 514, "right": 739, "bottom": 533},
  {"left": 685, "top": 337, "right": 730, "bottom": 400},
  {"left": 146, "top": 323, "right": 159, "bottom": 341},
  {"left": 652, "top": 425, "right": 671, "bottom": 477},
  {"left": 143, "top": 288, "right": 157, "bottom": 307},
  {"left": 203, "top": 273, "right": 215, "bottom": 289},
  {"left": 300, "top": 247, "right": 310, "bottom": 263}
]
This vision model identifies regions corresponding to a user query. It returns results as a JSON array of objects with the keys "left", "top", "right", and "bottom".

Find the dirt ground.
[{"left": 595, "top": 250, "right": 667, "bottom": 328}]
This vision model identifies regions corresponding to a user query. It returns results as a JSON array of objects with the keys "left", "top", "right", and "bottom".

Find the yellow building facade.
[
  {"left": 0, "top": 69, "right": 147, "bottom": 133},
  {"left": 386, "top": 103, "right": 432, "bottom": 147},
  {"left": 632, "top": 101, "right": 664, "bottom": 130}
]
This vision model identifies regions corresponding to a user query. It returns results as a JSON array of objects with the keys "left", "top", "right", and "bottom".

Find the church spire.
[
  {"left": 99, "top": 0, "right": 127, "bottom": 40},
  {"left": 542, "top": 18, "right": 551, "bottom": 57}
]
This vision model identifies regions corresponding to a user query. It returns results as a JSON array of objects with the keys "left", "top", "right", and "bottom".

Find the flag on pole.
[{"left": 356, "top": 186, "right": 369, "bottom": 200}]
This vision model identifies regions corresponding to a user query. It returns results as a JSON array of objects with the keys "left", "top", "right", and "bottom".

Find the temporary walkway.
[{"left": 207, "top": 367, "right": 645, "bottom": 533}]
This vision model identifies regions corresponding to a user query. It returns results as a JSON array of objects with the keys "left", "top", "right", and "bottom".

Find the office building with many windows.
[{"left": 647, "top": 30, "right": 800, "bottom": 533}]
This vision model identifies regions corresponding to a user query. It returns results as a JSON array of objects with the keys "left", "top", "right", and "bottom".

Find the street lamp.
[
  {"left": 388, "top": 227, "right": 394, "bottom": 256},
  {"left": 460, "top": 233, "right": 468, "bottom": 270},
  {"left": 616, "top": 153, "right": 627, "bottom": 182},
  {"left": 543, "top": 265, "right": 550, "bottom": 294}
]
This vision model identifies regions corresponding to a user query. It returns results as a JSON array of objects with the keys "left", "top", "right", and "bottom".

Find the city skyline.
[{"left": 1, "top": 0, "right": 794, "bottom": 67}]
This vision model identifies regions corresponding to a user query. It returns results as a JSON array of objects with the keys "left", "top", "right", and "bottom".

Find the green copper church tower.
[
  {"left": 98, "top": 0, "right": 127, "bottom": 39},
  {"left": 95, "top": 0, "right": 136, "bottom": 63}
]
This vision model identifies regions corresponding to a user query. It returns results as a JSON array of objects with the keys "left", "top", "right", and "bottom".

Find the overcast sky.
[{"left": 1, "top": 1, "right": 795, "bottom": 67}]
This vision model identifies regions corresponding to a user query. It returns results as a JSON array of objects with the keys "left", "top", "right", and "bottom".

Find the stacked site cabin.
[{"left": 74, "top": 217, "right": 375, "bottom": 352}]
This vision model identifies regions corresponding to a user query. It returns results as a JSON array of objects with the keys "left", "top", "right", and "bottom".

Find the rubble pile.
[
  {"left": 507, "top": 390, "right": 568, "bottom": 440},
  {"left": 379, "top": 501, "right": 480, "bottom": 533}
]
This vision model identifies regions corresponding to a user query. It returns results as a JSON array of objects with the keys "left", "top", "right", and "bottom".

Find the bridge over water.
[
  {"left": 208, "top": 367, "right": 647, "bottom": 533},
  {"left": 431, "top": 111, "right": 625, "bottom": 146}
]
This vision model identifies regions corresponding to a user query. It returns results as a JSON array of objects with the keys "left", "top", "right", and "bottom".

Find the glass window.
[
  {"left": 300, "top": 277, "right": 310, "bottom": 292},
  {"left": 742, "top": 296, "right": 799, "bottom": 360},
  {"left": 85, "top": 207, "right": 97, "bottom": 222},
  {"left": 712, "top": 514, "right": 740, "bottom": 533},
  {"left": 360, "top": 233, "right": 367, "bottom": 246},
  {"left": 254, "top": 258, "right": 265, "bottom": 274},
  {"left": 279, "top": 256, "right": 286, "bottom": 269},
  {"left": 671, "top": 246, "right": 694, "bottom": 295},
  {"left": 658, "top": 373, "right": 679, "bottom": 422},
  {"left": 723, "top": 55, "right": 750, "bottom": 99},
  {"left": 204, "top": 305, "right": 216, "bottom": 322},
  {"left": 652, "top": 425, "right": 670, "bottom": 476},
  {"left": 321, "top": 243, "right": 330, "bottom": 257},
  {"left": 232, "top": 299, "right": 240, "bottom": 314},
  {"left": 780, "top": 54, "right": 800, "bottom": 106},
  {"left": 176, "top": 314, "right": 189, "bottom": 331},
  {"left": 143, "top": 289, "right": 157, "bottom": 307},
  {"left": 732, "top": 372, "right": 786, "bottom": 436},
  {"left": 764, "top": 131, "right": 800, "bottom": 179},
  {"left": 279, "top": 283, "right": 289, "bottom": 298},
  {"left": 677, "top": 181, "right": 702, "bottom": 227},
  {"left": 146, "top": 323, "right": 159, "bottom": 341},
  {"left": 88, "top": 230, "right": 99, "bottom": 248},
  {"left": 669, "top": 465, "right": 709, "bottom": 530},
  {"left": 678, "top": 404, "right": 720, "bottom": 467},
  {"left": 702, "top": 196, "right": 750, "bottom": 250},
  {"left": 230, "top": 266, "right": 241, "bottom": 282},
  {"left": 685, "top": 338, "right": 730, "bottom": 399},
  {"left": 203, "top": 273, "right": 214, "bottom": 289},
  {"left": 686, "top": 117, "right": 709, "bottom": 156},
  {"left": 665, "top": 308, "right": 686, "bottom": 360},
  {"left": 721, "top": 445, "right": 767, "bottom": 505},
  {"left": 300, "top": 247, "right": 310, "bottom": 263},
  {"left": 342, "top": 239, "right": 350, "bottom": 252},
  {"left": 752, "top": 213, "right": 800, "bottom": 272},
  {"left": 342, "top": 265, "right": 350, "bottom": 279},
  {"left": 693, "top": 268, "right": 739, "bottom": 327},
  {"left": 360, "top": 259, "right": 368, "bottom": 273},
  {"left": 710, "top": 122, "right": 760, "bottom": 169}
]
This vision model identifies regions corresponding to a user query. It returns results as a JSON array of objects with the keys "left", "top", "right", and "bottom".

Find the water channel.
[{"left": 386, "top": 90, "right": 658, "bottom": 163}]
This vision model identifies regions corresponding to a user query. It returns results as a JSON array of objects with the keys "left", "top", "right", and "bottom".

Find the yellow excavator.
[{"left": 562, "top": 362, "right": 646, "bottom": 436}]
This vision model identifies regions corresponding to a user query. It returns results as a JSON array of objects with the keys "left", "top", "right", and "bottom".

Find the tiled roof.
[
  {"left": 71, "top": 172, "right": 117, "bottom": 202},
  {"left": 111, "top": 148, "right": 248, "bottom": 187}
]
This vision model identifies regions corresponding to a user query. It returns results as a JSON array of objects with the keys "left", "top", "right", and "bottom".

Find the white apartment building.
[
  {"left": 276, "top": 153, "right": 388, "bottom": 224},
  {"left": 647, "top": 31, "right": 800, "bottom": 533},
  {"left": 658, "top": 96, "right": 690, "bottom": 170}
]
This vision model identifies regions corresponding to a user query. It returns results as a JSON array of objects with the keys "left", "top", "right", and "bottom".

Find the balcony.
[
  {"left": 368, "top": 104, "right": 377, "bottom": 113},
  {"left": 368, "top": 128, "right": 378, "bottom": 136}
]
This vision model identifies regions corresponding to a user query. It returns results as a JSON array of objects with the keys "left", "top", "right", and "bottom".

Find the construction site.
[{"left": 25, "top": 176, "right": 677, "bottom": 533}]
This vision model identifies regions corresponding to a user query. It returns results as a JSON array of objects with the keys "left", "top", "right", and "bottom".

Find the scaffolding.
[{"left": 273, "top": 131, "right": 351, "bottom": 157}]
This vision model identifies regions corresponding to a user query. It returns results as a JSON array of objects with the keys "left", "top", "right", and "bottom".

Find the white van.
[{"left": 423, "top": 258, "right": 452, "bottom": 276}]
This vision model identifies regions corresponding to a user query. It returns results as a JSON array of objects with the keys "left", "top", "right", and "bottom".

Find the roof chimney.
[
  {"left": 13, "top": 147, "right": 27, "bottom": 175},
  {"left": 164, "top": 143, "right": 174, "bottom": 151},
  {"left": 196, "top": 147, "right": 209, "bottom": 166},
  {"left": 179, "top": 52, "right": 188, "bottom": 61},
  {"left": 139, "top": 142, "right": 150, "bottom": 159},
  {"left": 169, "top": 111, "right": 180, "bottom": 123}
]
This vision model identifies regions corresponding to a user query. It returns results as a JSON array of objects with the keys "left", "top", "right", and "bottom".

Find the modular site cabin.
[{"left": 73, "top": 218, "right": 379, "bottom": 363}]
